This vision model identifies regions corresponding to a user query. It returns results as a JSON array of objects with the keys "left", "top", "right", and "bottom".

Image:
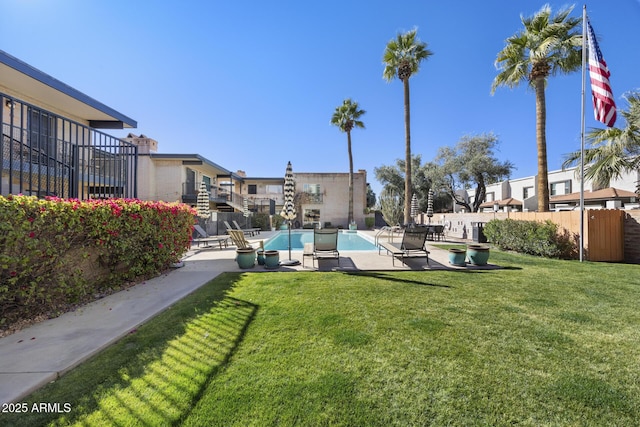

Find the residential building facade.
[
  {"left": 456, "top": 166, "right": 639, "bottom": 212},
  {"left": 0, "top": 50, "right": 138, "bottom": 199},
  {"left": 127, "top": 134, "right": 370, "bottom": 229}
]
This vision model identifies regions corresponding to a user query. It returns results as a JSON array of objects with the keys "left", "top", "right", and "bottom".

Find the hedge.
[
  {"left": 0, "top": 195, "right": 196, "bottom": 329},
  {"left": 483, "top": 218, "right": 577, "bottom": 259}
]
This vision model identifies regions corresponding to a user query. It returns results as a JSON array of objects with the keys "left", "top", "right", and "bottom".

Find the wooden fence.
[
  {"left": 431, "top": 210, "right": 626, "bottom": 262},
  {"left": 510, "top": 210, "right": 625, "bottom": 262}
]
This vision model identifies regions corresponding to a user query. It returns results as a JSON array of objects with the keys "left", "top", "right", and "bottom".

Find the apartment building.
[
  {"left": 127, "top": 134, "right": 370, "bottom": 228},
  {"left": 0, "top": 50, "right": 137, "bottom": 199},
  {"left": 458, "top": 166, "right": 639, "bottom": 212}
]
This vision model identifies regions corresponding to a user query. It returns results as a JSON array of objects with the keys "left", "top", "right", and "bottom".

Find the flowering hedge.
[{"left": 0, "top": 195, "right": 196, "bottom": 329}]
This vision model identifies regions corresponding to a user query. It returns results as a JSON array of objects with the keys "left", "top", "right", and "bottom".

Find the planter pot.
[
  {"left": 236, "top": 248, "right": 256, "bottom": 269},
  {"left": 349, "top": 224, "right": 357, "bottom": 231},
  {"left": 170, "top": 261, "right": 185, "bottom": 268},
  {"left": 280, "top": 224, "right": 288, "bottom": 230},
  {"left": 264, "top": 250, "right": 280, "bottom": 269},
  {"left": 448, "top": 249, "right": 466, "bottom": 266},
  {"left": 466, "top": 245, "right": 490, "bottom": 266},
  {"left": 257, "top": 249, "right": 265, "bottom": 265}
]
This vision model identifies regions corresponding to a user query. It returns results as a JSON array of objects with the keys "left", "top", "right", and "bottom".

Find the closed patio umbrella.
[
  {"left": 196, "top": 181, "right": 210, "bottom": 219},
  {"left": 280, "top": 161, "right": 300, "bottom": 266},
  {"left": 426, "top": 189, "right": 434, "bottom": 224},
  {"left": 243, "top": 197, "right": 249, "bottom": 227},
  {"left": 410, "top": 193, "right": 419, "bottom": 223}
]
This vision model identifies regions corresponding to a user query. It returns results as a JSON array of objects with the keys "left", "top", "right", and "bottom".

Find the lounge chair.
[
  {"left": 192, "top": 225, "right": 229, "bottom": 249},
  {"left": 223, "top": 220, "right": 254, "bottom": 237},
  {"left": 232, "top": 220, "right": 261, "bottom": 236},
  {"left": 378, "top": 227, "right": 430, "bottom": 267},
  {"left": 303, "top": 228, "right": 339, "bottom": 268}
]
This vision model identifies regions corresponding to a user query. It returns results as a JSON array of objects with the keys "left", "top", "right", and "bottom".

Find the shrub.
[
  {"left": 0, "top": 195, "right": 196, "bottom": 330},
  {"left": 271, "top": 214, "right": 285, "bottom": 229},
  {"left": 483, "top": 218, "right": 576, "bottom": 259},
  {"left": 365, "top": 217, "right": 375, "bottom": 229},
  {"left": 252, "top": 213, "right": 270, "bottom": 231}
]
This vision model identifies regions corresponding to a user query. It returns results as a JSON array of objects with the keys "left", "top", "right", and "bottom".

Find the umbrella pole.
[{"left": 281, "top": 219, "right": 300, "bottom": 266}]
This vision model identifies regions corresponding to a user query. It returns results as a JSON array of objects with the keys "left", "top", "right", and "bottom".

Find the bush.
[
  {"left": 252, "top": 213, "right": 270, "bottom": 231},
  {"left": 0, "top": 195, "right": 196, "bottom": 330},
  {"left": 483, "top": 218, "right": 576, "bottom": 259},
  {"left": 365, "top": 217, "right": 375, "bottom": 229},
  {"left": 271, "top": 214, "right": 285, "bottom": 230}
]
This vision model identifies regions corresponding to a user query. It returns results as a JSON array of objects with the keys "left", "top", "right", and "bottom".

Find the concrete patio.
[{"left": 187, "top": 229, "right": 497, "bottom": 272}]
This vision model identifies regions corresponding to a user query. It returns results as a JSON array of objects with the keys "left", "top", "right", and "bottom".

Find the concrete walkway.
[{"left": 0, "top": 230, "right": 497, "bottom": 404}]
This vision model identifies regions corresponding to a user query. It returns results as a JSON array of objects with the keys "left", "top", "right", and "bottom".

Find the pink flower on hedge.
[
  {"left": 158, "top": 243, "right": 164, "bottom": 249},
  {"left": 10, "top": 271, "right": 17, "bottom": 277},
  {"left": 28, "top": 232, "right": 35, "bottom": 238}
]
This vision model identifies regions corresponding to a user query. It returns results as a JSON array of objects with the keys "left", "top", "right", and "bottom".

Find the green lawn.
[{"left": 4, "top": 250, "right": 640, "bottom": 426}]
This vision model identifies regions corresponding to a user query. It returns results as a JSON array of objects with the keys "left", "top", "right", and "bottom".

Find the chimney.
[{"left": 123, "top": 133, "right": 158, "bottom": 154}]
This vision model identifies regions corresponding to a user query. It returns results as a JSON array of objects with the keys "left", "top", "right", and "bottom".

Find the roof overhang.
[
  {"left": 0, "top": 50, "right": 136, "bottom": 129},
  {"left": 149, "top": 153, "right": 244, "bottom": 180}
]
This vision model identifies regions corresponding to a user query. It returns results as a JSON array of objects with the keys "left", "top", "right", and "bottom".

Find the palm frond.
[{"left": 382, "top": 28, "right": 432, "bottom": 82}]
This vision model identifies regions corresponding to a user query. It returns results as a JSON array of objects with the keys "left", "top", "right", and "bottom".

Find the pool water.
[{"left": 263, "top": 230, "right": 377, "bottom": 251}]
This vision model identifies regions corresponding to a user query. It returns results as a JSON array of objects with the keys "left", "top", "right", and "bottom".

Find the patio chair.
[
  {"left": 223, "top": 220, "right": 254, "bottom": 237},
  {"left": 433, "top": 224, "right": 445, "bottom": 241},
  {"left": 232, "top": 220, "right": 261, "bottom": 236},
  {"left": 192, "top": 224, "right": 229, "bottom": 249},
  {"left": 378, "top": 227, "right": 430, "bottom": 267},
  {"left": 228, "top": 230, "right": 257, "bottom": 249},
  {"left": 304, "top": 228, "right": 340, "bottom": 268}
]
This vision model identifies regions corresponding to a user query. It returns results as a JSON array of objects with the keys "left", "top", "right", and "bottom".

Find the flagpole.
[{"left": 579, "top": 5, "right": 587, "bottom": 262}]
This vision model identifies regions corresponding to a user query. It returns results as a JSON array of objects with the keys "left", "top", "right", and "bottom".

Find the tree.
[
  {"left": 331, "top": 98, "right": 366, "bottom": 224},
  {"left": 563, "top": 92, "right": 640, "bottom": 190},
  {"left": 365, "top": 183, "right": 377, "bottom": 209},
  {"left": 379, "top": 188, "right": 404, "bottom": 227},
  {"left": 374, "top": 155, "right": 428, "bottom": 210},
  {"left": 491, "top": 4, "right": 582, "bottom": 211},
  {"left": 383, "top": 28, "right": 433, "bottom": 224},
  {"left": 427, "top": 133, "right": 514, "bottom": 212}
]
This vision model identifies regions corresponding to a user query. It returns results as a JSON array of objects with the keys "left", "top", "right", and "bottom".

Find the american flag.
[{"left": 586, "top": 18, "right": 616, "bottom": 127}]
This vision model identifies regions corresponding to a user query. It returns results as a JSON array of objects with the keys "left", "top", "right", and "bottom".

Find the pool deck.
[{"left": 187, "top": 229, "right": 499, "bottom": 272}]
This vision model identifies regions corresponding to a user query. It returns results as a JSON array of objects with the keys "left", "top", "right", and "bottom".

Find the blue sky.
[{"left": 2, "top": 1, "right": 639, "bottom": 198}]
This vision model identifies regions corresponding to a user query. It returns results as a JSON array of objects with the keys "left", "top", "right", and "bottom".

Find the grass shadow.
[
  {"left": 343, "top": 270, "right": 453, "bottom": 288},
  {"left": 6, "top": 273, "right": 257, "bottom": 427}
]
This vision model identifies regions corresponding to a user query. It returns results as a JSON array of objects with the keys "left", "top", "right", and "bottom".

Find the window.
[
  {"left": 303, "top": 208, "right": 320, "bottom": 226},
  {"left": 202, "top": 175, "right": 211, "bottom": 189},
  {"left": 303, "top": 183, "right": 322, "bottom": 203},
  {"left": 266, "top": 184, "right": 282, "bottom": 194},
  {"left": 28, "top": 108, "right": 56, "bottom": 161},
  {"left": 550, "top": 180, "right": 571, "bottom": 196},
  {"left": 523, "top": 186, "right": 534, "bottom": 199},
  {"left": 485, "top": 192, "right": 495, "bottom": 202},
  {"left": 185, "top": 168, "right": 196, "bottom": 195},
  {"left": 248, "top": 184, "right": 257, "bottom": 194}
]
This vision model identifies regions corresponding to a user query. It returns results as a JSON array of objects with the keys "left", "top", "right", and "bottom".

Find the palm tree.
[
  {"left": 563, "top": 92, "right": 640, "bottom": 189},
  {"left": 383, "top": 28, "right": 433, "bottom": 224},
  {"left": 331, "top": 99, "right": 366, "bottom": 225},
  {"left": 491, "top": 4, "right": 582, "bottom": 212}
]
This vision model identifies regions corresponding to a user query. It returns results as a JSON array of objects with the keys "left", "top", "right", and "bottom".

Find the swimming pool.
[{"left": 263, "top": 230, "right": 378, "bottom": 251}]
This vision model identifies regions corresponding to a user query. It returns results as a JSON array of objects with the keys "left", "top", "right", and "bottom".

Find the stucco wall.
[{"left": 296, "top": 171, "right": 367, "bottom": 228}]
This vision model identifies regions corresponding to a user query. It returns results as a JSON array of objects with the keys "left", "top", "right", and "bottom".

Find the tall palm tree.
[
  {"left": 383, "top": 28, "right": 433, "bottom": 224},
  {"left": 331, "top": 98, "right": 366, "bottom": 224},
  {"left": 491, "top": 4, "right": 582, "bottom": 212},
  {"left": 563, "top": 92, "right": 640, "bottom": 189}
]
